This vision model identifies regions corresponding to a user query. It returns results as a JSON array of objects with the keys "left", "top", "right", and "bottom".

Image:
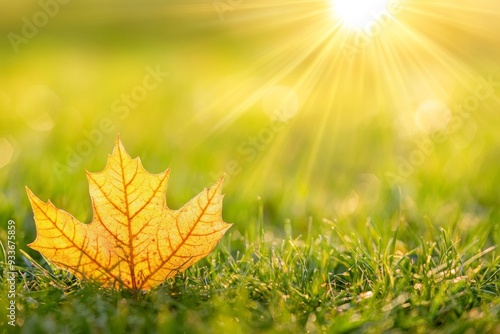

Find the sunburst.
[
  {"left": 330, "top": 0, "right": 393, "bottom": 30},
  {"left": 171, "top": 0, "right": 500, "bottom": 202}
]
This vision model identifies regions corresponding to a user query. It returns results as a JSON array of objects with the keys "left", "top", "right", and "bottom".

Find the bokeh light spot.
[
  {"left": 415, "top": 99, "right": 451, "bottom": 133},
  {"left": 0, "top": 138, "right": 14, "bottom": 169},
  {"left": 16, "top": 85, "right": 60, "bottom": 132}
]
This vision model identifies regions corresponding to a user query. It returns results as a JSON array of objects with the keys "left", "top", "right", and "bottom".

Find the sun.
[{"left": 331, "top": 0, "right": 393, "bottom": 30}]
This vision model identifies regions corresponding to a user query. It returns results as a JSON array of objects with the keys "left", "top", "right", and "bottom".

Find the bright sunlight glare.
[{"left": 331, "top": 0, "right": 392, "bottom": 29}]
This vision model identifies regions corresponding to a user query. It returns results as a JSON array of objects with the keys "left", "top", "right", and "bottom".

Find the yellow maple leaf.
[{"left": 26, "top": 137, "right": 231, "bottom": 290}]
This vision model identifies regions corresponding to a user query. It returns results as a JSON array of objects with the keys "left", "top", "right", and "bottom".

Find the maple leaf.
[{"left": 26, "top": 137, "right": 231, "bottom": 290}]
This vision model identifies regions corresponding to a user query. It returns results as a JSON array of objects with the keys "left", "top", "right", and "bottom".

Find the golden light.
[{"left": 331, "top": 0, "right": 392, "bottom": 29}]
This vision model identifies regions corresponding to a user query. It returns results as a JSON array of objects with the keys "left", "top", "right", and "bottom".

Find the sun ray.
[{"left": 146, "top": 0, "right": 500, "bottom": 201}]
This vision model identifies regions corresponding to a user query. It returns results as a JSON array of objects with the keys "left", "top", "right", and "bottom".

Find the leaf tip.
[
  {"left": 164, "top": 166, "right": 171, "bottom": 178},
  {"left": 206, "top": 176, "right": 224, "bottom": 197},
  {"left": 215, "top": 174, "right": 225, "bottom": 189},
  {"left": 25, "top": 186, "right": 38, "bottom": 204},
  {"left": 114, "top": 135, "right": 125, "bottom": 152}
]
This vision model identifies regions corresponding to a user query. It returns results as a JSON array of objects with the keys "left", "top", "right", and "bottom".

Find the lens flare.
[{"left": 331, "top": 0, "right": 392, "bottom": 29}]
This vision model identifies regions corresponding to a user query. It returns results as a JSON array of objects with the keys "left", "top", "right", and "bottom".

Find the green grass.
[{"left": 1, "top": 209, "right": 499, "bottom": 333}]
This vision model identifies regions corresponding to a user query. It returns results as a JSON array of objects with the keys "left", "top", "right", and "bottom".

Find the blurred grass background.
[{"left": 0, "top": 0, "right": 499, "bottom": 253}]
